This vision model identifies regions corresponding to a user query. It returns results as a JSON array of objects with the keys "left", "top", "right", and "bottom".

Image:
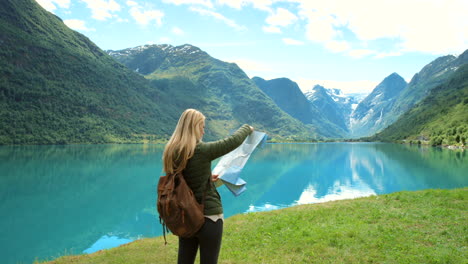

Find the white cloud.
[
  {"left": 217, "top": 0, "right": 274, "bottom": 12},
  {"left": 266, "top": 7, "right": 298, "bottom": 27},
  {"left": 282, "top": 38, "right": 304, "bottom": 45},
  {"left": 163, "top": 0, "right": 213, "bottom": 8},
  {"left": 129, "top": 6, "right": 164, "bottom": 26},
  {"left": 325, "top": 40, "right": 350, "bottom": 53},
  {"left": 126, "top": 1, "right": 164, "bottom": 26},
  {"left": 374, "top": 51, "right": 402, "bottom": 59},
  {"left": 116, "top": 17, "right": 129, "bottom": 23},
  {"left": 348, "top": 49, "right": 376, "bottom": 59},
  {"left": 216, "top": 0, "right": 244, "bottom": 9},
  {"left": 292, "top": 0, "right": 468, "bottom": 55},
  {"left": 302, "top": 11, "right": 339, "bottom": 43},
  {"left": 263, "top": 25, "right": 281, "bottom": 33},
  {"left": 126, "top": 0, "right": 138, "bottom": 6},
  {"left": 35, "top": 0, "right": 70, "bottom": 12},
  {"left": 80, "top": 0, "right": 120, "bottom": 21},
  {"left": 220, "top": 1, "right": 459, "bottom": 55},
  {"left": 172, "top": 26, "right": 185, "bottom": 36},
  {"left": 190, "top": 7, "right": 246, "bottom": 31},
  {"left": 63, "top": 19, "right": 94, "bottom": 31},
  {"left": 295, "top": 78, "right": 378, "bottom": 94}
]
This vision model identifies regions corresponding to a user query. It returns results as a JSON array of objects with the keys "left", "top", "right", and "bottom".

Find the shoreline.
[{"left": 0, "top": 139, "right": 465, "bottom": 149}]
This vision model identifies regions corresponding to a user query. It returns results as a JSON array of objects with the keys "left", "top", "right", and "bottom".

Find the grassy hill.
[
  {"left": 368, "top": 64, "right": 468, "bottom": 146},
  {"left": 0, "top": 0, "right": 185, "bottom": 145},
  {"left": 38, "top": 188, "right": 467, "bottom": 264}
]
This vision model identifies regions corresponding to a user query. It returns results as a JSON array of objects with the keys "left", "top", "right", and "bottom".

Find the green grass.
[{"left": 38, "top": 188, "right": 467, "bottom": 264}]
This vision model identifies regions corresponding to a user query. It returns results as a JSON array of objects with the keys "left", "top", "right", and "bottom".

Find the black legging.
[{"left": 178, "top": 218, "right": 223, "bottom": 264}]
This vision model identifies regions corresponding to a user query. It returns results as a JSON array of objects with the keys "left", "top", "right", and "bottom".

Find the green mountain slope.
[
  {"left": 0, "top": 0, "right": 180, "bottom": 144},
  {"left": 379, "top": 51, "right": 468, "bottom": 131},
  {"left": 108, "top": 44, "right": 317, "bottom": 140},
  {"left": 369, "top": 64, "right": 468, "bottom": 146},
  {"left": 252, "top": 77, "right": 313, "bottom": 124}
]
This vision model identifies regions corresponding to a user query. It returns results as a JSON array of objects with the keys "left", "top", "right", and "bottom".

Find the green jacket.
[{"left": 183, "top": 124, "right": 252, "bottom": 215}]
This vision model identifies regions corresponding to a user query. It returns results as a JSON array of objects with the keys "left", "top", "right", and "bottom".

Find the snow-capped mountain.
[
  {"left": 349, "top": 73, "right": 408, "bottom": 138},
  {"left": 107, "top": 44, "right": 206, "bottom": 75},
  {"left": 304, "top": 85, "right": 368, "bottom": 136}
]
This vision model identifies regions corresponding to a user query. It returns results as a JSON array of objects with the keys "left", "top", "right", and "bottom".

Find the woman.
[{"left": 163, "top": 109, "right": 253, "bottom": 264}]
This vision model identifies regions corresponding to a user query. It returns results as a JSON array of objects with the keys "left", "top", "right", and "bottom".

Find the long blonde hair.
[{"left": 163, "top": 109, "right": 206, "bottom": 174}]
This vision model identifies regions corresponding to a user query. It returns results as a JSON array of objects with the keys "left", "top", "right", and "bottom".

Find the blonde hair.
[{"left": 163, "top": 109, "right": 206, "bottom": 174}]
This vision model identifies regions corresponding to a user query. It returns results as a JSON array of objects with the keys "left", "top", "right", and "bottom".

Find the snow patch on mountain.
[
  {"left": 106, "top": 44, "right": 201, "bottom": 57},
  {"left": 303, "top": 84, "right": 371, "bottom": 136}
]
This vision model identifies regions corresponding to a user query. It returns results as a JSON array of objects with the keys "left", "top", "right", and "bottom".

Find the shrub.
[{"left": 430, "top": 136, "right": 443, "bottom": 146}]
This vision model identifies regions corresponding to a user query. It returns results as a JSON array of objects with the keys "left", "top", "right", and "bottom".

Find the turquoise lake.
[{"left": 0, "top": 143, "right": 467, "bottom": 263}]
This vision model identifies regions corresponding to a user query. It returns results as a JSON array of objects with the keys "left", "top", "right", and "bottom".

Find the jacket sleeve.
[{"left": 202, "top": 124, "right": 252, "bottom": 161}]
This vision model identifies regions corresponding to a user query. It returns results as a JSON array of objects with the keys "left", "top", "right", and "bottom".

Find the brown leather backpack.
[{"left": 157, "top": 173, "right": 209, "bottom": 244}]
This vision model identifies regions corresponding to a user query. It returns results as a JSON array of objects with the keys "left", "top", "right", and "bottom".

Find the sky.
[{"left": 35, "top": 0, "right": 468, "bottom": 94}]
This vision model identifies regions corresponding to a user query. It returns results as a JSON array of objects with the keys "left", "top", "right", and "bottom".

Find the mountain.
[
  {"left": 0, "top": 0, "right": 181, "bottom": 144},
  {"left": 251, "top": 77, "right": 347, "bottom": 138},
  {"left": 0, "top": 0, "right": 315, "bottom": 144},
  {"left": 304, "top": 84, "right": 363, "bottom": 135},
  {"left": 381, "top": 51, "right": 468, "bottom": 130},
  {"left": 251, "top": 77, "right": 369, "bottom": 138},
  {"left": 349, "top": 73, "right": 408, "bottom": 137},
  {"left": 368, "top": 63, "right": 468, "bottom": 146},
  {"left": 252, "top": 77, "right": 313, "bottom": 124},
  {"left": 325, "top": 89, "right": 367, "bottom": 128},
  {"left": 342, "top": 92, "right": 368, "bottom": 105},
  {"left": 108, "top": 45, "right": 316, "bottom": 141},
  {"left": 319, "top": 88, "right": 366, "bottom": 109}
]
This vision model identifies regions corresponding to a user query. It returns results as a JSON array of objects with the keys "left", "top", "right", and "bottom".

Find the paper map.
[{"left": 212, "top": 131, "right": 267, "bottom": 196}]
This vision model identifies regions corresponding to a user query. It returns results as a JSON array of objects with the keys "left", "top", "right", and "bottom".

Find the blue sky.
[{"left": 36, "top": 0, "right": 467, "bottom": 94}]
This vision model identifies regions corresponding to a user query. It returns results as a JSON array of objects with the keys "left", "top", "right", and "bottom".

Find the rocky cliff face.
[
  {"left": 305, "top": 85, "right": 367, "bottom": 134},
  {"left": 349, "top": 73, "right": 408, "bottom": 137}
]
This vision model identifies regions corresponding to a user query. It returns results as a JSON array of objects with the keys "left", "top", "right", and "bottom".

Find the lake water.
[{"left": 0, "top": 143, "right": 466, "bottom": 263}]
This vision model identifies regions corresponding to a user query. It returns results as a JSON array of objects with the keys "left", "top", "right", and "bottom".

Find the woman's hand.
[
  {"left": 212, "top": 174, "right": 219, "bottom": 182},
  {"left": 249, "top": 126, "right": 254, "bottom": 132}
]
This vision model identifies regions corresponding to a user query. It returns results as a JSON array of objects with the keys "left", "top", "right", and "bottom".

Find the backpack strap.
[
  {"left": 159, "top": 216, "right": 170, "bottom": 245},
  {"left": 159, "top": 173, "right": 176, "bottom": 245}
]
